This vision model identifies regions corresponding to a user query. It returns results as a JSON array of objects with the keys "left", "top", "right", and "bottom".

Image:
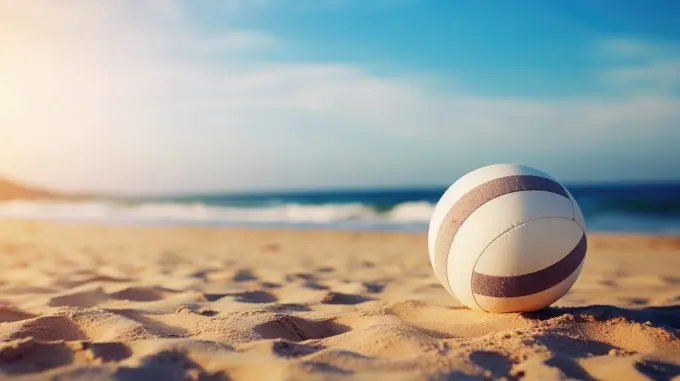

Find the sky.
[{"left": 1, "top": 0, "right": 679, "bottom": 194}]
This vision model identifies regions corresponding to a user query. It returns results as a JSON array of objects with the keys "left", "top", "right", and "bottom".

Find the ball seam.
[{"left": 467, "top": 216, "right": 582, "bottom": 312}]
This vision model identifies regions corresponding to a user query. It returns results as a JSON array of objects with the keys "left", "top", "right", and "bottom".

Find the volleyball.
[{"left": 428, "top": 163, "right": 588, "bottom": 313}]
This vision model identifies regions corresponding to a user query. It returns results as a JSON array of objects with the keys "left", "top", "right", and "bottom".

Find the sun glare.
[
  {"left": 0, "top": 82, "right": 10, "bottom": 115},
  {"left": 0, "top": 79, "right": 18, "bottom": 118}
]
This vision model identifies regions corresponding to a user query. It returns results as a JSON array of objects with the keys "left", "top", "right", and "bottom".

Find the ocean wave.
[
  {"left": 2, "top": 199, "right": 680, "bottom": 233},
  {"left": 0, "top": 200, "right": 437, "bottom": 226}
]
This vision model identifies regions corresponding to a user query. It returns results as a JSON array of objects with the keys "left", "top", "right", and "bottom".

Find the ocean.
[{"left": 1, "top": 183, "right": 679, "bottom": 234}]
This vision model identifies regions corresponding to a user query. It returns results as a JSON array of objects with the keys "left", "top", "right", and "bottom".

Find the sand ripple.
[{"left": 0, "top": 221, "right": 679, "bottom": 380}]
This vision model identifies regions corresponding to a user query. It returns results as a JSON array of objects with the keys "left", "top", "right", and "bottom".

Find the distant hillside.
[{"left": 0, "top": 178, "right": 84, "bottom": 201}]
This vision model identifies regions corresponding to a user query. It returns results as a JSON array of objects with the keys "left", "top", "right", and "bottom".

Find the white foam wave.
[
  {"left": 385, "top": 201, "right": 436, "bottom": 222},
  {"left": 0, "top": 200, "right": 436, "bottom": 227}
]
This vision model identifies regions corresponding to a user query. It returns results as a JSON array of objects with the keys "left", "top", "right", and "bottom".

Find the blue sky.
[
  {"left": 1, "top": 0, "right": 679, "bottom": 193},
  {"left": 187, "top": 0, "right": 680, "bottom": 96}
]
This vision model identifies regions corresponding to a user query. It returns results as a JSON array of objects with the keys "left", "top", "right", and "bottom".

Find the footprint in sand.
[{"left": 253, "top": 315, "right": 351, "bottom": 342}]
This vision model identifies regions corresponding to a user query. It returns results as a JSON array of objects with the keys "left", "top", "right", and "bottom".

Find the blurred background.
[{"left": 1, "top": 1, "right": 679, "bottom": 233}]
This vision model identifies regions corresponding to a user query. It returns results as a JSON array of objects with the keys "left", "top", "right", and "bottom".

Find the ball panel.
[
  {"left": 427, "top": 163, "right": 558, "bottom": 266},
  {"left": 471, "top": 233, "right": 586, "bottom": 298},
  {"left": 431, "top": 176, "right": 571, "bottom": 286},
  {"left": 473, "top": 262, "right": 584, "bottom": 313},
  {"left": 443, "top": 190, "right": 575, "bottom": 307},
  {"left": 474, "top": 218, "right": 584, "bottom": 277}
]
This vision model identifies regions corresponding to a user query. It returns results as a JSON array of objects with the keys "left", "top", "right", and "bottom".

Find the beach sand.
[{"left": 0, "top": 220, "right": 678, "bottom": 380}]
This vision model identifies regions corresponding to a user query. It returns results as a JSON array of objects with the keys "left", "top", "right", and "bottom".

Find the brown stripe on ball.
[
  {"left": 432, "top": 175, "right": 571, "bottom": 292},
  {"left": 471, "top": 234, "right": 587, "bottom": 298}
]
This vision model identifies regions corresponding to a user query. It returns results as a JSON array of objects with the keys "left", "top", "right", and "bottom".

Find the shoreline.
[{"left": 1, "top": 217, "right": 679, "bottom": 238}]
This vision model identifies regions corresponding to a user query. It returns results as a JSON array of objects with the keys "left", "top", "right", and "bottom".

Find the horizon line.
[{"left": 4, "top": 175, "right": 680, "bottom": 200}]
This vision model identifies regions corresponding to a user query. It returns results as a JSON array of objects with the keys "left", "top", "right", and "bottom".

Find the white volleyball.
[{"left": 428, "top": 163, "right": 587, "bottom": 313}]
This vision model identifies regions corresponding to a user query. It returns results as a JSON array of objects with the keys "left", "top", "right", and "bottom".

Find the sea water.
[{"left": 1, "top": 183, "right": 679, "bottom": 234}]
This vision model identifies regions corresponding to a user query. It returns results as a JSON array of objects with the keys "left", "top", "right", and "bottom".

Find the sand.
[
  {"left": 0, "top": 179, "right": 82, "bottom": 202},
  {"left": 0, "top": 220, "right": 678, "bottom": 380}
]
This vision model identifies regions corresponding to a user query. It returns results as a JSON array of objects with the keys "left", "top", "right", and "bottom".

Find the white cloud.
[
  {"left": 214, "top": 0, "right": 416, "bottom": 13},
  {"left": 603, "top": 59, "right": 680, "bottom": 94},
  {"left": 598, "top": 37, "right": 660, "bottom": 58},
  {"left": 1, "top": 1, "right": 679, "bottom": 193},
  {"left": 599, "top": 37, "right": 680, "bottom": 95}
]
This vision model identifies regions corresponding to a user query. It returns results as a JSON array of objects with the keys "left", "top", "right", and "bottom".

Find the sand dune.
[
  {"left": 0, "top": 179, "right": 83, "bottom": 202},
  {"left": 0, "top": 220, "right": 679, "bottom": 380}
]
